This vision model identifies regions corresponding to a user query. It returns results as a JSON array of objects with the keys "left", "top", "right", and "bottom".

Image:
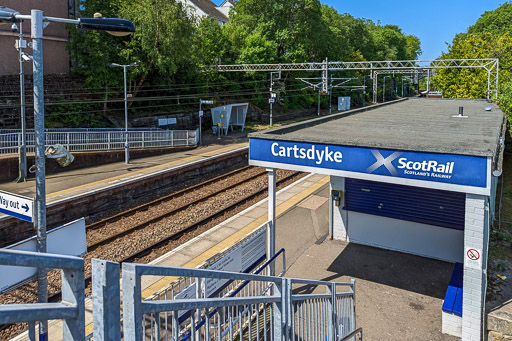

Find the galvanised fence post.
[
  {"left": 272, "top": 278, "right": 284, "bottom": 341},
  {"left": 62, "top": 261, "right": 85, "bottom": 340},
  {"left": 92, "top": 259, "right": 121, "bottom": 341},
  {"left": 122, "top": 263, "right": 143, "bottom": 341}
]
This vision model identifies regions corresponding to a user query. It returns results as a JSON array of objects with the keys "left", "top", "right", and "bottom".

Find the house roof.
[
  {"left": 189, "top": 0, "right": 229, "bottom": 21},
  {"left": 219, "top": 0, "right": 237, "bottom": 6}
]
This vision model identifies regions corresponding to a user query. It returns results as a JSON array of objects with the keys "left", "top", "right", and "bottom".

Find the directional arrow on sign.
[{"left": 0, "top": 190, "right": 34, "bottom": 222}]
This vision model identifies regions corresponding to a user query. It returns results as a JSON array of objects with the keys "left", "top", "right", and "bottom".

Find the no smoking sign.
[{"left": 464, "top": 246, "right": 483, "bottom": 269}]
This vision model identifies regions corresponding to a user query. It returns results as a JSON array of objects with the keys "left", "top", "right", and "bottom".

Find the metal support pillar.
[
  {"left": 317, "top": 88, "right": 321, "bottom": 116},
  {"left": 487, "top": 69, "right": 491, "bottom": 101},
  {"left": 496, "top": 59, "right": 500, "bottom": 101},
  {"left": 93, "top": 259, "right": 121, "bottom": 341},
  {"left": 329, "top": 78, "right": 333, "bottom": 114},
  {"left": 383, "top": 76, "right": 386, "bottom": 102},
  {"left": 123, "top": 65, "right": 129, "bottom": 164},
  {"left": 426, "top": 69, "right": 430, "bottom": 98},
  {"left": 32, "top": 9, "right": 48, "bottom": 341},
  {"left": 372, "top": 71, "right": 378, "bottom": 104},
  {"left": 122, "top": 263, "right": 143, "bottom": 341},
  {"left": 270, "top": 72, "right": 274, "bottom": 126},
  {"left": 272, "top": 278, "right": 284, "bottom": 341},
  {"left": 267, "top": 168, "right": 276, "bottom": 276},
  {"left": 62, "top": 263, "right": 85, "bottom": 339},
  {"left": 17, "top": 20, "right": 27, "bottom": 182},
  {"left": 322, "top": 58, "right": 329, "bottom": 94},
  {"left": 362, "top": 77, "right": 366, "bottom": 107},
  {"left": 199, "top": 101, "right": 202, "bottom": 145}
]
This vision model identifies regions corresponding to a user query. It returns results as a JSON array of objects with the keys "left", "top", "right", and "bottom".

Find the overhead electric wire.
[
  {"left": 0, "top": 81, "right": 314, "bottom": 109},
  {"left": 0, "top": 78, "right": 270, "bottom": 98}
]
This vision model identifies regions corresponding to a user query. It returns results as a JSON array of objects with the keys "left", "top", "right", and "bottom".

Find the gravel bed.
[
  {"left": 86, "top": 166, "right": 265, "bottom": 246},
  {"left": 0, "top": 168, "right": 304, "bottom": 340}
]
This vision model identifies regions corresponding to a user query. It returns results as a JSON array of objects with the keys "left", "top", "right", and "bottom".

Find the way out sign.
[
  {"left": 0, "top": 190, "right": 34, "bottom": 222},
  {"left": 464, "top": 246, "right": 483, "bottom": 270}
]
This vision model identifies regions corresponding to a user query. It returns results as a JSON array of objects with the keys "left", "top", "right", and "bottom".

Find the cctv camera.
[
  {"left": 21, "top": 53, "right": 32, "bottom": 62},
  {"left": 11, "top": 23, "right": 18, "bottom": 32}
]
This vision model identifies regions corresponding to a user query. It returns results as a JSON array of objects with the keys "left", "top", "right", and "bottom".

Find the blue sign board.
[
  {"left": 249, "top": 138, "right": 488, "bottom": 188},
  {"left": 0, "top": 190, "right": 34, "bottom": 222}
]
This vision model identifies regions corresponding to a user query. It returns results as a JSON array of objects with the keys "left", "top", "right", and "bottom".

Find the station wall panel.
[
  {"left": 347, "top": 211, "right": 464, "bottom": 262},
  {"left": 343, "top": 178, "right": 465, "bottom": 262},
  {"left": 345, "top": 178, "right": 466, "bottom": 230}
]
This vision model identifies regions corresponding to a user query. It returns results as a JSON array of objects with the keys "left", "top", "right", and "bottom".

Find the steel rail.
[
  {"left": 87, "top": 168, "right": 267, "bottom": 250},
  {"left": 119, "top": 171, "right": 300, "bottom": 263},
  {"left": 87, "top": 165, "right": 254, "bottom": 231},
  {"left": 39, "top": 171, "right": 300, "bottom": 309}
]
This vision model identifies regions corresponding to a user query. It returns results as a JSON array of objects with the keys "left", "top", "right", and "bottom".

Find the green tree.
[
  {"left": 468, "top": 2, "right": 512, "bottom": 35},
  {"left": 433, "top": 3, "right": 512, "bottom": 136},
  {"left": 433, "top": 32, "right": 512, "bottom": 98},
  {"left": 224, "top": 0, "right": 331, "bottom": 63}
]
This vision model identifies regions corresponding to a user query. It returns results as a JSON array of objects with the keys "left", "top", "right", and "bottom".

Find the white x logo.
[{"left": 366, "top": 150, "right": 403, "bottom": 176}]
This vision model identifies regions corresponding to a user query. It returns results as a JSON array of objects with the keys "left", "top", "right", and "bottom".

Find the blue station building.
[{"left": 249, "top": 98, "right": 506, "bottom": 341}]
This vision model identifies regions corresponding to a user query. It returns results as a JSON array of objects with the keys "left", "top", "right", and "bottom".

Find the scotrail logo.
[
  {"left": 366, "top": 150, "right": 402, "bottom": 176},
  {"left": 366, "top": 149, "right": 455, "bottom": 179}
]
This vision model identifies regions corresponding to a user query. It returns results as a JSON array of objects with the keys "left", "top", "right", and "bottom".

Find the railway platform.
[
  {"left": 12, "top": 172, "right": 457, "bottom": 341},
  {"left": 0, "top": 134, "right": 248, "bottom": 204},
  {"left": 1, "top": 121, "right": 460, "bottom": 340}
]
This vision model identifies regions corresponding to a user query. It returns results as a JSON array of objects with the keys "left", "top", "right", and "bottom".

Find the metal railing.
[
  {"left": 142, "top": 248, "right": 286, "bottom": 341},
  {"left": 0, "top": 249, "right": 85, "bottom": 340},
  {"left": 0, "top": 129, "right": 199, "bottom": 154},
  {"left": 122, "top": 263, "right": 357, "bottom": 341}
]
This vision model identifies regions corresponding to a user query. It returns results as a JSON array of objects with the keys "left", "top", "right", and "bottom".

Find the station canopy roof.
[{"left": 249, "top": 98, "right": 505, "bottom": 157}]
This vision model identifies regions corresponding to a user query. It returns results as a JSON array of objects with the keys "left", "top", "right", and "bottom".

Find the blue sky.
[{"left": 212, "top": 0, "right": 505, "bottom": 60}]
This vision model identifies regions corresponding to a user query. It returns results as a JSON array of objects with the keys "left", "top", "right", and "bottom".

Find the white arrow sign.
[{"left": 0, "top": 190, "right": 34, "bottom": 222}]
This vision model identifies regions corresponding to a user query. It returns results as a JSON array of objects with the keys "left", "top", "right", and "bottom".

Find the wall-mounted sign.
[
  {"left": 249, "top": 138, "right": 488, "bottom": 193},
  {"left": 0, "top": 190, "right": 33, "bottom": 222},
  {"left": 158, "top": 118, "right": 177, "bottom": 126},
  {"left": 465, "top": 246, "right": 483, "bottom": 269}
]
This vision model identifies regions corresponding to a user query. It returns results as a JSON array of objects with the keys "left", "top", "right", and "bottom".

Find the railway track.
[
  {"left": 0, "top": 166, "right": 303, "bottom": 339},
  {"left": 86, "top": 166, "right": 266, "bottom": 251}
]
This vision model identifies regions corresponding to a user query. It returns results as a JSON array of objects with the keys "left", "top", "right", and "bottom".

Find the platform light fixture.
[
  {"left": 0, "top": 7, "right": 135, "bottom": 340},
  {"left": 110, "top": 62, "right": 140, "bottom": 164}
]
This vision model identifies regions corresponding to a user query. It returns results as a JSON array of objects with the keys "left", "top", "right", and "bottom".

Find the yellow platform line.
[
  {"left": 140, "top": 175, "right": 329, "bottom": 298},
  {"left": 48, "top": 143, "right": 248, "bottom": 199},
  {"left": 84, "top": 175, "right": 328, "bottom": 337}
]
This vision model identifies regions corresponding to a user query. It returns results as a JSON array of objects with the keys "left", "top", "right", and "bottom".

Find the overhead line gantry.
[{"left": 203, "top": 58, "right": 499, "bottom": 102}]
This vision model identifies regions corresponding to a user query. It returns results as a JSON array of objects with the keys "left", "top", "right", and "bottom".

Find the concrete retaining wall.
[{"left": 0, "top": 146, "right": 194, "bottom": 183}]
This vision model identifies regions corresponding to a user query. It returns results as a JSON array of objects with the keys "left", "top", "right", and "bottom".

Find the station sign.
[
  {"left": 249, "top": 138, "right": 489, "bottom": 192},
  {"left": 0, "top": 190, "right": 34, "bottom": 222}
]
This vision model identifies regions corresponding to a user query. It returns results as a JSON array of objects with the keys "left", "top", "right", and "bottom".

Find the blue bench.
[{"left": 442, "top": 263, "right": 463, "bottom": 316}]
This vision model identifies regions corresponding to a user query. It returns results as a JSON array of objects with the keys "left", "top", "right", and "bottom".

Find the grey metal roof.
[
  {"left": 249, "top": 98, "right": 505, "bottom": 157},
  {"left": 189, "top": 0, "right": 229, "bottom": 21}
]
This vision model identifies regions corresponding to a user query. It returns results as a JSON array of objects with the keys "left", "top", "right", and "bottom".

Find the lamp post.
[
  {"left": 110, "top": 62, "right": 139, "bottom": 164},
  {"left": 199, "top": 99, "right": 214, "bottom": 145},
  {"left": 16, "top": 20, "right": 28, "bottom": 182},
  {"left": 0, "top": 6, "right": 135, "bottom": 340}
]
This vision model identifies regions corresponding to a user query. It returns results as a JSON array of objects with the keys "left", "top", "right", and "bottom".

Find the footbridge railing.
[
  {"left": 122, "top": 263, "right": 357, "bottom": 341},
  {"left": 0, "top": 249, "right": 85, "bottom": 340}
]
